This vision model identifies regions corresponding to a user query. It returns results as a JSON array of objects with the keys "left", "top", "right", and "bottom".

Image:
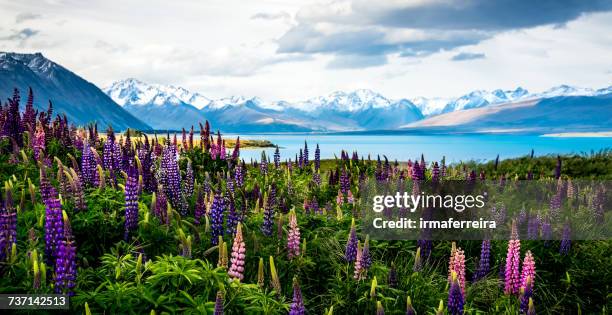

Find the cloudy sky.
[{"left": 1, "top": 0, "right": 611, "bottom": 101}]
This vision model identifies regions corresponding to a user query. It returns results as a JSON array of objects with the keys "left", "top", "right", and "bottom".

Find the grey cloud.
[
  {"left": 251, "top": 11, "right": 291, "bottom": 21},
  {"left": 276, "top": 0, "right": 612, "bottom": 66},
  {"left": 451, "top": 52, "right": 486, "bottom": 61},
  {"left": 278, "top": 24, "right": 490, "bottom": 60},
  {"left": 367, "top": 0, "right": 612, "bottom": 30},
  {"left": 16, "top": 13, "right": 42, "bottom": 23}
]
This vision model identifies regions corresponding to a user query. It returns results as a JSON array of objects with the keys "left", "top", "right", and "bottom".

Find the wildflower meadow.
[{"left": 0, "top": 88, "right": 610, "bottom": 314}]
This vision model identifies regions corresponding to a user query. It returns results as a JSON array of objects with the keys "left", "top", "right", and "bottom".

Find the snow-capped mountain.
[
  {"left": 290, "top": 89, "right": 397, "bottom": 112},
  {"left": 104, "top": 78, "right": 211, "bottom": 108},
  {"left": 0, "top": 52, "right": 150, "bottom": 130},
  {"left": 534, "top": 84, "right": 608, "bottom": 98},
  {"left": 440, "top": 87, "right": 529, "bottom": 113},
  {"left": 410, "top": 96, "right": 452, "bottom": 116}
]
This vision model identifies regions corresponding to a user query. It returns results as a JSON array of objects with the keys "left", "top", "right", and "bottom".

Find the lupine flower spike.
[
  {"left": 287, "top": 209, "right": 301, "bottom": 259},
  {"left": 345, "top": 218, "right": 358, "bottom": 262},
  {"left": 474, "top": 239, "right": 491, "bottom": 281},
  {"left": 289, "top": 277, "right": 306, "bottom": 315},
  {"left": 214, "top": 291, "right": 224, "bottom": 315},
  {"left": 520, "top": 250, "right": 535, "bottom": 290},
  {"left": 448, "top": 271, "right": 464, "bottom": 315},
  {"left": 228, "top": 223, "right": 246, "bottom": 281},
  {"left": 505, "top": 220, "right": 521, "bottom": 295}
]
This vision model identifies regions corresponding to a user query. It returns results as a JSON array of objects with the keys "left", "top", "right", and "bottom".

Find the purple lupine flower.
[
  {"left": 69, "top": 169, "right": 87, "bottom": 211},
  {"left": 124, "top": 165, "right": 140, "bottom": 240},
  {"left": 44, "top": 188, "right": 64, "bottom": 262},
  {"left": 261, "top": 190, "right": 275, "bottom": 237},
  {"left": 225, "top": 173, "right": 235, "bottom": 195},
  {"left": 138, "top": 146, "right": 155, "bottom": 193},
  {"left": 183, "top": 160, "right": 194, "bottom": 198},
  {"left": 228, "top": 223, "right": 246, "bottom": 281},
  {"left": 345, "top": 218, "right": 358, "bottom": 262},
  {"left": 194, "top": 189, "right": 205, "bottom": 225},
  {"left": 520, "top": 250, "right": 536, "bottom": 290},
  {"left": 211, "top": 193, "right": 225, "bottom": 245},
  {"left": 54, "top": 238, "right": 77, "bottom": 295},
  {"left": 234, "top": 163, "right": 244, "bottom": 187},
  {"left": 154, "top": 188, "right": 169, "bottom": 225},
  {"left": 504, "top": 221, "right": 521, "bottom": 295},
  {"left": 473, "top": 239, "right": 491, "bottom": 281},
  {"left": 519, "top": 277, "right": 533, "bottom": 314},
  {"left": 161, "top": 145, "right": 183, "bottom": 212},
  {"left": 289, "top": 277, "right": 306, "bottom": 315},
  {"left": 432, "top": 162, "right": 440, "bottom": 182},
  {"left": 226, "top": 196, "right": 239, "bottom": 235},
  {"left": 273, "top": 146, "right": 280, "bottom": 169},
  {"left": 411, "top": 161, "right": 421, "bottom": 181},
  {"left": 287, "top": 210, "right": 301, "bottom": 259},
  {"left": 80, "top": 142, "right": 96, "bottom": 186},
  {"left": 259, "top": 151, "right": 268, "bottom": 175},
  {"left": 103, "top": 133, "right": 115, "bottom": 169},
  {"left": 448, "top": 271, "right": 464, "bottom": 315},
  {"left": 113, "top": 141, "right": 122, "bottom": 171},
  {"left": 310, "top": 197, "right": 321, "bottom": 215},
  {"left": 419, "top": 154, "right": 426, "bottom": 178},
  {"left": 231, "top": 137, "right": 240, "bottom": 160},
  {"left": 214, "top": 291, "right": 224, "bottom": 315},
  {"left": 298, "top": 149, "right": 303, "bottom": 169},
  {"left": 303, "top": 141, "right": 309, "bottom": 167},
  {"left": 0, "top": 201, "right": 17, "bottom": 261},
  {"left": 314, "top": 144, "right": 320, "bottom": 170},
  {"left": 560, "top": 223, "right": 571, "bottom": 255},
  {"left": 362, "top": 235, "right": 372, "bottom": 271},
  {"left": 339, "top": 168, "right": 350, "bottom": 194}
]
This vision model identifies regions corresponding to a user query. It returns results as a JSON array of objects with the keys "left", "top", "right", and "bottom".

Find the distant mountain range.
[
  {"left": 104, "top": 79, "right": 424, "bottom": 132},
  {"left": 0, "top": 52, "right": 150, "bottom": 130},
  {"left": 1, "top": 52, "right": 610, "bottom": 133},
  {"left": 105, "top": 78, "right": 611, "bottom": 133}
]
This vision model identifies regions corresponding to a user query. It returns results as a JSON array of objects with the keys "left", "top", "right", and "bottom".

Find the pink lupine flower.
[
  {"left": 287, "top": 210, "right": 301, "bottom": 259},
  {"left": 520, "top": 250, "right": 536, "bottom": 291},
  {"left": 448, "top": 246, "right": 466, "bottom": 296},
  {"left": 228, "top": 223, "right": 246, "bottom": 281},
  {"left": 336, "top": 190, "right": 344, "bottom": 205},
  {"left": 504, "top": 221, "right": 521, "bottom": 295}
]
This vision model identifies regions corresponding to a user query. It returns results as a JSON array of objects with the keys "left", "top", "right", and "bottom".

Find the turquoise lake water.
[{"left": 228, "top": 134, "right": 612, "bottom": 163}]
